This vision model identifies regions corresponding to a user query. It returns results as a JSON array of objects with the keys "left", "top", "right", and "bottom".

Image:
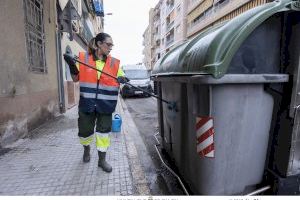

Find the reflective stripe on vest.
[
  {"left": 80, "top": 92, "right": 118, "bottom": 100},
  {"left": 79, "top": 82, "right": 119, "bottom": 91},
  {"left": 79, "top": 82, "right": 119, "bottom": 100}
]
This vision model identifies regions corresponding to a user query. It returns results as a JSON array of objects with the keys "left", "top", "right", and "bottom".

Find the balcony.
[
  {"left": 166, "top": 6, "right": 175, "bottom": 17},
  {"left": 165, "top": 37, "right": 174, "bottom": 47},
  {"left": 156, "top": 39, "right": 161, "bottom": 47},
  {"left": 166, "top": 21, "right": 174, "bottom": 32},
  {"left": 154, "top": 7, "right": 160, "bottom": 19},
  {"left": 153, "top": 33, "right": 160, "bottom": 42},
  {"left": 214, "top": 0, "right": 230, "bottom": 12},
  {"left": 155, "top": 47, "right": 161, "bottom": 56},
  {"left": 77, "top": 21, "right": 93, "bottom": 44},
  {"left": 166, "top": 0, "right": 175, "bottom": 14},
  {"left": 154, "top": 19, "right": 160, "bottom": 27},
  {"left": 84, "top": 0, "right": 104, "bottom": 17}
]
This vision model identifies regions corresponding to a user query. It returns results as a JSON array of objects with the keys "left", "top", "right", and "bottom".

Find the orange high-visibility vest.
[{"left": 78, "top": 52, "right": 120, "bottom": 113}]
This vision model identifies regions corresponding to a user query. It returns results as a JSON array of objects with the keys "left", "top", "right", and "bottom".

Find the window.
[
  {"left": 192, "top": 6, "right": 213, "bottom": 26},
  {"left": 156, "top": 26, "right": 159, "bottom": 34},
  {"left": 123, "top": 69, "right": 149, "bottom": 79},
  {"left": 215, "top": 0, "right": 230, "bottom": 9},
  {"left": 23, "top": 0, "right": 47, "bottom": 73}
]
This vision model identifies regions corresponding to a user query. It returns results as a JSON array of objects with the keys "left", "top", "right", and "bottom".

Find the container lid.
[{"left": 152, "top": 0, "right": 298, "bottom": 78}]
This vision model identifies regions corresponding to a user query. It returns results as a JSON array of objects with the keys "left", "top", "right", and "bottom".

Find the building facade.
[
  {"left": 142, "top": 8, "right": 154, "bottom": 70},
  {"left": 145, "top": 0, "right": 187, "bottom": 70},
  {"left": 0, "top": 0, "right": 104, "bottom": 147},
  {"left": 186, "top": 0, "right": 273, "bottom": 38},
  {"left": 142, "top": 25, "right": 151, "bottom": 70},
  {"left": 144, "top": 0, "right": 274, "bottom": 68},
  {"left": 57, "top": 0, "right": 104, "bottom": 111},
  {"left": 151, "top": 0, "right": 163, "bottom": 69}
]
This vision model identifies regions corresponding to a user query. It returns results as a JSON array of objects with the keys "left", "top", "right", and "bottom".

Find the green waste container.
[{"left": 152, "top": 0, "right": 299, "bottom": 195}]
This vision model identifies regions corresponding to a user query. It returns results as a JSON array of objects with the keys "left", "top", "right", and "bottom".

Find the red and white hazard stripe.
[{"left": 196, "top": 117, "right": 215, "bottom": 158}]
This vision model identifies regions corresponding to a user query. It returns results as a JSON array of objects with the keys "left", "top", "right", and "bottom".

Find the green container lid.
[{"left": 152, "top": 0, "right": 298, "bottom": 78}]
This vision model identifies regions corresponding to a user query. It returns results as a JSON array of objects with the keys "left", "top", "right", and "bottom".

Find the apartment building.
[
  {"left": 143, "top": 9, "right": 155, "bottom": 70},
  {"left": 145, "top": 0, "right": 187, "bottom": 70},
  {"left": 143, "top": 26, "right": 152, "bottom": 70},
  {"left": 0, "top": 0, "right": 104, "bottom": 147},
  {"left": 144, "top": 0, "right": 274, "bottom": 69},
  {"left": 186, "top": 0, "right": 273, "bottom": 38},
  {"left": 150, "top": 0, "right": 163, "bottom": 69}
]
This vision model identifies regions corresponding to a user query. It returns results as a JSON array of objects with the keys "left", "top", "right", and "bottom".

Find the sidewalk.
[{"left": 0, "top": 97, "right": 150, "bottom": 196}]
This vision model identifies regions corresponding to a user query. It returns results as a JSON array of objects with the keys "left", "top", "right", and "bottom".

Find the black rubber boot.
[
  {"left": 98, "top": 151, "right": 112, "bottom": 172},
  {"left": 83, "top": 145, "right": 90, "bottom": 163}
]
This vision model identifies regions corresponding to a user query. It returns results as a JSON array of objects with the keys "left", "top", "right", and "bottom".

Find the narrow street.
[{"left": 123, "top": 96, "right": 185, "bottom": 195}]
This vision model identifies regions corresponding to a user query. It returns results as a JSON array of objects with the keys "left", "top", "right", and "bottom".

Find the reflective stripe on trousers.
[
  {"left": 96, "top": 132, "right": 111, "bottom": 152},
  {"left": 79, "top": 134, "right": 94, "bottom": 146}
]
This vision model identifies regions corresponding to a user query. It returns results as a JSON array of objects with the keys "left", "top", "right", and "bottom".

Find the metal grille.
[{"left": 23, "top": 0, "right": 47, "bottom": 73}]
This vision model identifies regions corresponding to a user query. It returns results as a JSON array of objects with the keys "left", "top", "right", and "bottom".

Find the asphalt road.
[{"left": 123, "top": 96, "right": 185, "bottom": 195}]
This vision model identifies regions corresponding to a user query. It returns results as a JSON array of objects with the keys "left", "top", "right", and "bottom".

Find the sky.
[{"left": 103, "top": 0, "right": 159, "bottom": 66}]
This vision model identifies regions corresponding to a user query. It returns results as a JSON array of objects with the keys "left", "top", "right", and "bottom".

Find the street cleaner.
[{"left": 64, "top": 32, "right": 129, "bottom": 173}]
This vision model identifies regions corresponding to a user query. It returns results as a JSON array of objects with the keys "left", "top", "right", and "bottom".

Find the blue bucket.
[{"left": 112, "top": 114, "right": 122, "bottom": 132}]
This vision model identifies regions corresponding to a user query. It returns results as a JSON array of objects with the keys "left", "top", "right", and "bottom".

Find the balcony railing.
[
  {"left": 166, "top": 21, "right": 174, "bottom": 32},
  {"left": 166, "top": 0, "right": 175, "bottom": 14},
  {"left": 154, "top": 33, "right": 160, "bottom": 42},
  {"left": 165, "top": 37, "right": 174, "bottom": 47},
  {"left": 154, "top": 19, "right": 160, "bottom": 26},
  {"left": 214, "top": 0, "right": 230, "bottom": 12},
  {"left": 166, "top": 6, "right": 174, "bottom": 15}
]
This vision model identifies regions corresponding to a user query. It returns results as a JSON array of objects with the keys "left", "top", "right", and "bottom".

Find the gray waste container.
[{"left": 151, "top": 0, "right": 297, "bottom": 195}]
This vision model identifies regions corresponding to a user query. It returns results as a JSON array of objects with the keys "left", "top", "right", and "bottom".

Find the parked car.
[{"left": 120, "top": 68, "right": 153, "bottom": 98}]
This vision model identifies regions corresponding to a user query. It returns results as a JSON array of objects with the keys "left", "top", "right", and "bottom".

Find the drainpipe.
[
  {"left": 182, "top": 0, "right": 188, "bottom": 41},
  {"left": 55, "top": 2, "right": 66, "bottom": 113},
  {"left": 55, "top": 29, "right": 66, "bottom": 113}
]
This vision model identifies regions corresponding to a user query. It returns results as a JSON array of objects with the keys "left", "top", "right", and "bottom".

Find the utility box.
[{"left": 152, "top": 0, "right": 300, "bottom": 195}]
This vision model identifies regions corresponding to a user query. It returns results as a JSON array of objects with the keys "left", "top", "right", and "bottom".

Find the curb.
[{"left": 116, "top": 96, "right": 151, "bottom": 195}]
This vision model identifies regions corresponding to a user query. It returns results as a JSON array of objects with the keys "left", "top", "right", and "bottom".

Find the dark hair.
[
  {"left": 88, "top": 37, "right": 96, "bottom": 55},
  {"left": 95, "top": 32, "right": 111, "bottom": 46}
]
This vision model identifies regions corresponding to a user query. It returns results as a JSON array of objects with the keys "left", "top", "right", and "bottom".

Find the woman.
[{"left": 64, "top": 32, "right": 128, "bottom": 172}]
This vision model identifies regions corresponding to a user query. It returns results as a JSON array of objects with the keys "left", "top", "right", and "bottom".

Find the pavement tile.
[{"left": 0, "top": 104, "right": 135, "bottom": 196}]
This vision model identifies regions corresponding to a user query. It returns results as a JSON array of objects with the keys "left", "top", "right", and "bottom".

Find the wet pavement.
[
  {"left": 0, "top": 97, "right": 151, "bottom": 195},
  {"left": 124, "top": 97, "right": 185, "bottom": 195}
]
